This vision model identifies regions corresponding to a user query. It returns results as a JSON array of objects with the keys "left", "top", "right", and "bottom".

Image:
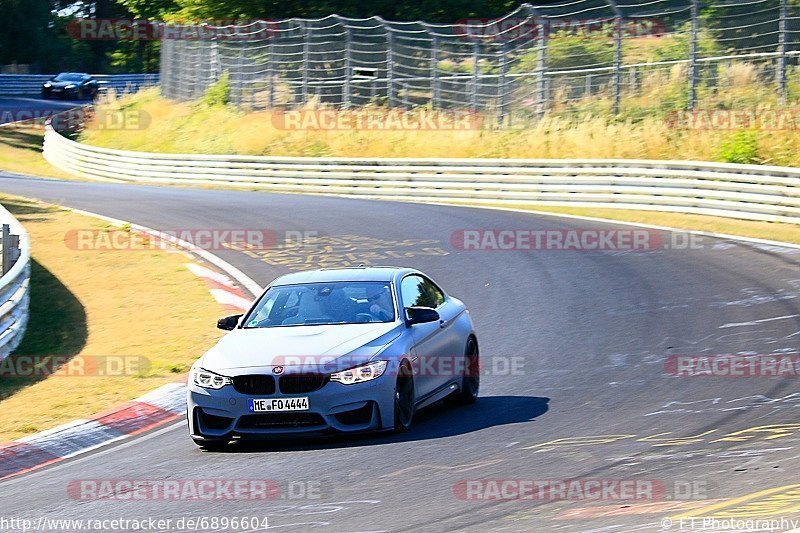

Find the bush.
[
  {"left": 204, "top": 71, "right": 231, "bottom": 107},
  {"left": 718, "top": 131, "right": 759, "bottom": 164},
  {"left": 513, "top": 31, "right": 614, "bottom": 74}
]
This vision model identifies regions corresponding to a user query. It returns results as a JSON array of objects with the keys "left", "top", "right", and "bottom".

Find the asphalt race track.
[
  {"left": 0, "top": 97, "right": 87, "bottom": 125},
  {"left": 0, "top": 173, "right": 798, "bottom": 532}
]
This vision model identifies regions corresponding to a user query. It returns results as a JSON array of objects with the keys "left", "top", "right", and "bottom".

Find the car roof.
[{"left": 270, "top": 266, "right": 418, "bottom": 286}]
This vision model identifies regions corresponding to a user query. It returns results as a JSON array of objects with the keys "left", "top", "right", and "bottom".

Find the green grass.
[{"left": 0, "top": 194, "right": 224, "bottom": 441}]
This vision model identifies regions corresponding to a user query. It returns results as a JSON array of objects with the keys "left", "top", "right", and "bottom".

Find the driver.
[{"left": 366, "top": 285, "right": 393, "bottom": 321}]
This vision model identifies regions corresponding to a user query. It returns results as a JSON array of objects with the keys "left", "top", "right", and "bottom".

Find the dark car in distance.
[{"left": 41, "top": 73, "right": 99, "bottom": 100}]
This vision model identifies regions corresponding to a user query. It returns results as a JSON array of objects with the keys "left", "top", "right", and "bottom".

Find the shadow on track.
[{"left": 203, "top": 395, "right": 550, "bottom": 453}]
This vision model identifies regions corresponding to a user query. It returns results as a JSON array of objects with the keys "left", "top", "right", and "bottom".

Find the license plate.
[{"left": 249, "top": 397, "right": 309, "bottom": 412}]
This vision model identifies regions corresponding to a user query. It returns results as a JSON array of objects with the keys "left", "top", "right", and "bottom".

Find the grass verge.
[
  {"left": 0, "top": 194, "right": 223, "bottom": 441},
  {"left": 0, "top": 127, "right": 73, "bottom": 179},
  {"left": 81, "top": 88, "right": 800, "bottom": 166}
]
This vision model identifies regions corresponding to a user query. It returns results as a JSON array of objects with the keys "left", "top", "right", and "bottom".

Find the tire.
[
  {"left": 192, "top": 438, "right": 229, "bottom": 451},
  {"left": 393, "top": 360, "right": 416, "bottom": 432},
  {"left": 448, "top": 337, "right": 480, "bottom": 406}
]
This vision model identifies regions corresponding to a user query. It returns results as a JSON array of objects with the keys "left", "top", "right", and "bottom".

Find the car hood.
[
  {"left": 46, "top": 81, "right": 80, "bottom": 88},
  {"left": 200, "top": 322, "right": 403, "bottom": 373}
]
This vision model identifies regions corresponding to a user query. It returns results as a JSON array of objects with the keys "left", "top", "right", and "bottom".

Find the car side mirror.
[
  {"left": 405, "top": 306, "right": 440, "bottom": 326},
  {"left": 217, "top": 314, "right": 242, "bottom": 330}
]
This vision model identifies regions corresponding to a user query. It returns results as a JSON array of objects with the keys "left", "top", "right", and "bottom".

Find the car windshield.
[
  {"left": 243, "top": 281, "right": 395, "bottom": 328},
  {"left": 53, "top": 73, "right": 85, "bottom": 82}
]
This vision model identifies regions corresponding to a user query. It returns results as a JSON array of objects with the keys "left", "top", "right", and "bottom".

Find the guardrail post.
[
  {"left": 605, "top": 0, "right": 623, "bottom": 115},
  {"left": 778, "top": 0, "right": 788, "bottom": 104},
  {"left": 2, "top": 224, "right": 11, "bottom": 275},
  {"left": 689, "top": 0, "right": 699, "bottom": 110}
]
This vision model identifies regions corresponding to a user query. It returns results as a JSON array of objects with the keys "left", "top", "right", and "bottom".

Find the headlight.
[
  {"left": 65, "top": 84, "right": 76, "bottom": 89},
  {"left": 192, "top": 368, "right": 232, "bottom": 389},
  {"left": 44, "top": 83, "right": 51, "bottom": 88},
  {"left": 330, "top": 361, "right": 387, "bottom": 385}
]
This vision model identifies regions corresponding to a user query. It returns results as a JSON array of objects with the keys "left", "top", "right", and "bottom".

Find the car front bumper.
[{"left": 187, "top": 373, "right": 395, "bottom": 440}]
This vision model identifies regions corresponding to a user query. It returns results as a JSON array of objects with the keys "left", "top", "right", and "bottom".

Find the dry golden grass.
[
  {"left": 0, "top": 127, "right": 73, "bottom": 179},
  {"left": 81, "top": 87, "right": 800, "bottom": 166},
  {"left": 0, "top": 195, "right": 224, "bottom": 441}
]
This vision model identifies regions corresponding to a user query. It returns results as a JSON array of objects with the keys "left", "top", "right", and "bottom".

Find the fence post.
[
  {"left": 779, "top": 0, "right": 788, "bottom": 104},
  {"left": 471, "top": 40, "right": 480, "bottom": 111},
  {"left": 605, "top": 0, "right": 623, "bottom": 115},
  {"left": 498, "top": 41, "right": 509, "bottom": 124},
  {"left": 689, "top": 0, "right": 699, "bottom": 110},
  {"left": 535, "top": 18, "right": 549, "bottom": 118},
  {"left": 343, "top": 21, "right": 352, "bottom": 108},
  {"left": 267, "top": 38, "right": 276, "bottom": 108},
  {"left": 302, "top": 23, "right": 311, "bottom": 105},
  {"left": 236, "top": 35, "right": 248, "bottom": 107},
  {"left": 387, "top": 26, "right": 395, "bottom": 108},
  {"left": 210, "top": 31, "right": 220, "bottom": 83},
  {"left": 431, "top": 32, "right": 440, "bottom": 108}
]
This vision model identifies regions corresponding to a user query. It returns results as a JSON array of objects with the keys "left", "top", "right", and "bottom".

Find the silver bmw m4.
[{"left": 188, "top": 266, "right": 479, "bottom": 449}]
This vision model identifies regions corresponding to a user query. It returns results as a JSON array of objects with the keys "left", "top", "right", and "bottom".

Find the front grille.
[
  {"left": 237, "top": 412, "right": 326, "bottom": 429},
  {"left": 231, "top": 375, "right": 276, "bottom": 395},
  {"left": 279, "top": 373, "right": 329, "bottom": 394}
]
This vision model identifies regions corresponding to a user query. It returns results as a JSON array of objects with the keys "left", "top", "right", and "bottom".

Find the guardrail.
[
  {"left": 0, "top": 74, "right": 159, "bottom": 96},
  {"left": 0, "top": 204, "right": 30, "bottom": 361},
  {"left": 42, "top": 123, "right": 800, "bottom": 224}
]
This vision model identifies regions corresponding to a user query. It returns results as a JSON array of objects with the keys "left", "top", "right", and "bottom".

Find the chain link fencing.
[{"left": 159, "top": 1, "right": 800, "bottom": 121}]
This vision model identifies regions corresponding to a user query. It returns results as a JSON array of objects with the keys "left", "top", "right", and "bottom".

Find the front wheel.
[
  {"left": 448, "top": 337, "right": 480, "bottom": 405},
  {"left": 393, "top": 361, "right": 416, "bottom": 432}
]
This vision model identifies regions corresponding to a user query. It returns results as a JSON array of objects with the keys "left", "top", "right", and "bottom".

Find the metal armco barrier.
[
  {"left": 0, "top": 204, "right": 30, "bottom": 360},
  {"left": 43, "top": 123, "right": 800, "bottom": 224},
  {"left": 0, "top": 74, "right": 160, "bottom": 96}
]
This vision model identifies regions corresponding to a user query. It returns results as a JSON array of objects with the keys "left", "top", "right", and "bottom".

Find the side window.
[
  {"left": 401, "top": 275, "right": 445, "bottom": 309},
  {"left": 421, "top": 277, "right": 445, "bottom": 308}
]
